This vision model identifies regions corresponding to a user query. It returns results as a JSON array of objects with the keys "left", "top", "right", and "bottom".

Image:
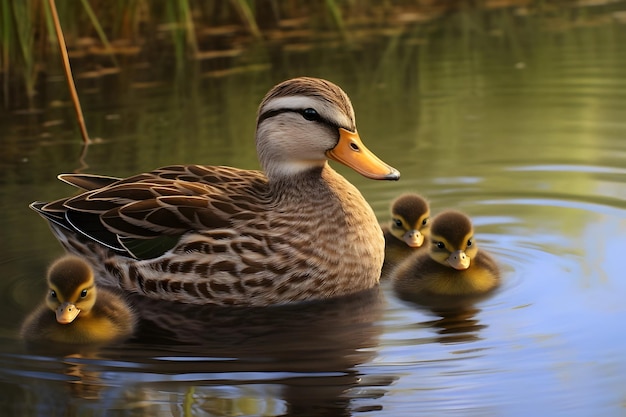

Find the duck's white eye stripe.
[{"left": 262, "top": 96, "right": 321, "bottom": 112}]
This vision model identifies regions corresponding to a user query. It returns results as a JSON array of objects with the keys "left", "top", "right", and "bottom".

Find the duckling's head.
[
  {"left": 255, "top": 77, "right": 399, "bottom": 181},
  {"left": 388, "top": 194, "right": 430, "bottom": 248},
  {"left": 428, "top": 210, "right": 478, "bottom": 271},
  {"left": 45, "top": 255, "right": 97, "bottom": 324}
]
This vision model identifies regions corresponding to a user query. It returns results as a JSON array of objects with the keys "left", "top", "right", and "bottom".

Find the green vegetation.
[
  {"left": 0, "top": 0, "right": 623, "bottom": 108},
  {"left": 1, "top": 1, "right": 354, "bottom": 96}
]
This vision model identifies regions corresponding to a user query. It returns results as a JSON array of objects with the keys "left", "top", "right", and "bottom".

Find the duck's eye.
[
  {"left": 50, "top": 290, "right": 57, "bottom": 299},
  {"left": 302, "top": 108, "right": 321, "bottom": 121},
  {"left": 436, "top": 242, "right": 445, "bottom": 249},
  {"left": 393, "top": 219, "right": 403, "bottom": 227},
  {"left": 80, "top": 289, "right": 88, "bottom": 298},
  {"left": 422, "top": 218, "right": 429, "bottom": 226},
  {"left": 467, "top": 238, "right": 473, "bottom": 247}
]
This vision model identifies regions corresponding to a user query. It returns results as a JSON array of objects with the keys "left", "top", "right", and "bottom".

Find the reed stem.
[{"left": 47, "top": 0, "right": 90, "bottom": 144}]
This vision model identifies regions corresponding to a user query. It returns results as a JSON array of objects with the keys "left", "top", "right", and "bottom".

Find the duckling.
[
  {"left": 20, "top": 255, "right": 136, "bottom": 345},
  {"left": 393, "top": 210, "right": 500, "bottom": 303},
  {"left": 381, "top": 193, "right": 430, "bottom": 276}
]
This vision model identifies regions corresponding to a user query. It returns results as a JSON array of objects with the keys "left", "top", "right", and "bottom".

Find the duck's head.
[
  {"left": 45, "top": 255, "right": 97, "bottom": 324},
  {"left": 428, "top": 210, "right": 478, "bottom": 271},
  {"left": 256, "top": 77, "right": 400, "bottom": 181},
  {"left": 389, "top": 194, "right": 430, "bottom": 248}
]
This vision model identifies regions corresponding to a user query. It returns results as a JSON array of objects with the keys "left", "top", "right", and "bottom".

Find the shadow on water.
[
  {"left": 393, "top": 289, "right": 493, "bottom": 345},
  {"left": 0, "top": 288, "right": 394, "bottom": 416}
]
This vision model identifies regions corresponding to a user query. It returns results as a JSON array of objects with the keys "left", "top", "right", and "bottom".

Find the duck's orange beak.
[
  {"left": 56, "top": 302, "right": 81, "bottom": 324},
  {"left": 326, "top": 128, "right": 400, "bottom": 180}
]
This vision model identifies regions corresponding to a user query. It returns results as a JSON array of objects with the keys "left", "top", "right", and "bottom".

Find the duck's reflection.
[
  {"left": 422, "top": 306, "right": 485, "bottom": 344},
  {"left": 9, "top": 287, "right": 392, "bottom": 416},
  {"left": 395, "top": 284, "right": 495, "bottom": 344},
  {"left": 131, "top": 287, "right": 389, "bottom": 416},
  {"left": 62, "top": 354, "right": 103, "bottom": 400}
]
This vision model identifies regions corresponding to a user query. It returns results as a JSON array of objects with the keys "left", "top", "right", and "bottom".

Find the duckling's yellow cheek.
[{"left": 56, "top": 302, "right": 81, "bottom": 324}]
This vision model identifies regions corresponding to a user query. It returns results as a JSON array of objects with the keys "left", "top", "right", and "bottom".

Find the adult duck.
[
  {"left": 393, "top": 210, "right": 500, "bottom": 303},
  {"left": 31, "top": 77, "right": 400, "bottom": 306},
  {"left": 381, "top": 193, "right": 430, "bottom": 276},
  {"left": 20, "top": 255, "right": 136, "bottom": 344}
]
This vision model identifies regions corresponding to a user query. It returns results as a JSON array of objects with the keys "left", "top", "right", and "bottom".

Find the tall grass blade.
[
  {"left": 41, "top": 0, "right": 56, "bottom": 48},
  {"left": 1, "top": 0, "right": 11, "bottom": 107},
  {"left": 179, "top": 0, "right": 198, "bottom": 57},
  {"left": 229, "top": 0, "right": 261, "bottom": 39},
  {"left": 78, "top": 0, "right": 118, "bottom": 66},
  {"left": 166, "top": 1, "right": 186, "bottom": 70},
  {"left": 47, "top": 0, "right": 91, "bottom": 144},
  {"left": 11, "top": 0, "right": 36, "bottom": 100},
  {"left": 324, "top": 0, "right": 346, "bottom": 36}
]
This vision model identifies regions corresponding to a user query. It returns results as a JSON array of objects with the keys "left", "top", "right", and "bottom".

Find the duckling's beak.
[
  {"left": 447, "top": 250, "right": 471, "bottom": 270},
  {"left": 56, "top": 302, "right": 81, "bottom": 324},
  {"left": 403, "top": 230, "right": 424, "bottom": 248},
  {"left": 327, "top": 128, "right": 400, "bottom": 180}
]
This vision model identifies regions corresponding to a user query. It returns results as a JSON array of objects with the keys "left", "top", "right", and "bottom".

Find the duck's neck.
[{"left": 267, "top": 164, "right": 329, "bottom": 200}]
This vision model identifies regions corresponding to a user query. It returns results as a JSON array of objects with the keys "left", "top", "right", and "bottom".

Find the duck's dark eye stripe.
[
  {"left": 257, "top": 108, "right": 292, "bottom": 124},
  {"left": 257, "top": 108, "right": 339, "bottom": 129}
]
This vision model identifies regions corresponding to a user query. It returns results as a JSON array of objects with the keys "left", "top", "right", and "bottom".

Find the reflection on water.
[
  {"left": 2, "top": 289, "right": 388, "bottom": 416},
  {"left": 409, "top": 305, "right": 487, "bottom": 345},
  {"left": 2, "top": 2, "right": 626, "bottom": 416}
]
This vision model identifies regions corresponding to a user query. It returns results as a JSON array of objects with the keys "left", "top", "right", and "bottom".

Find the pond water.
[{"left": 1, "top": 3, "right": 626, "bottom": 416}]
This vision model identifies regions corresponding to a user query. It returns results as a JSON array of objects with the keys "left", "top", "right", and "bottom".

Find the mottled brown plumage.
[
  {"left": 20, "top": 255, "right": 136, "bottom": 344},
  {"left": 380, "top": 194, "right": 430, "bottom": 276},
  {"left": 393, "top": 210, "right": 500, "bottom": 303},
  {"left": 30, "top": 77, "right": 399, "bottom": 306}
]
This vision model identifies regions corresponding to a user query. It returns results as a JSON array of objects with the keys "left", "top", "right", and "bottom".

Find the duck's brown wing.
[{"left": 32, "top": 165, "right": 270, "bottom": 259}]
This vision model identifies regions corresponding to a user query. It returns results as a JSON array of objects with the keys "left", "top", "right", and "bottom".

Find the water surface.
[{"left": 1, "top": 4, "right": 626, "bottom": 416}]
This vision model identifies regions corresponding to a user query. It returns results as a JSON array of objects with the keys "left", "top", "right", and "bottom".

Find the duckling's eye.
[
  {"left": 467, "top": 239, "right": 473, "bottom": 247},
  {"left": 436, "top": 242, "right": 445, "bottom": 249},
  {"left": 393, "top": 219, "right": 403, "bottom": 227},
  {"left": 301, "top": 108, "right": 321, "bottom": 121},
  {"left": 422, "top": 218, "right": 429, "bottom": 226},
  {"left": 50, "top": 290, "right": 57, "bottom": 299},
  {"left": 80, "top": 289, "right": 88, "bottom": 298}
]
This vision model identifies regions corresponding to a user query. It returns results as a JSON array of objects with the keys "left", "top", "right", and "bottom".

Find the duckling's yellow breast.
[{"left": 425, "top": 268, "right": 498, "bottom": 295}]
